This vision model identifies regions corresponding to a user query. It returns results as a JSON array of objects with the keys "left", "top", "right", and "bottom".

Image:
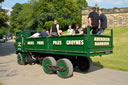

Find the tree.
[
  {"left": 0, "top": 11, "right": 8, "bottom": 27},
  {"left": 10, "top": 3, "right": 23, "bottom": 32},
  {"left": 76, "top": 0, "right": 88, "bottom": 9},
  {"left": 10, "top": 0, "right": 88, "bottom": 33},
  {"left": 0, "top": 0, "right": 9, "bottom": 36},
  {"left": 0, "top": 0, "right": 4, "bottom": 3},
  {"left": 17, "top": 3, "right": 35, "bottom": 30},
  {"left": 44, "top": 21, "right": 53, "bottom": 30}
]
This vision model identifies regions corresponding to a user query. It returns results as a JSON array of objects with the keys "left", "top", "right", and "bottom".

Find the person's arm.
[
  {"left": 98, "top": 20, "right": 101, "bottom": 29},
  {"left": 67, "top": 29, "right": 69, "bottom": 35},
  {"left": 56, "top": 24, "right": 61, "bottom": 37},
  {"left": 50, "top": 26, "right": 52, "bottom": 36},
  {"left": 88, "top": 13, "right": 92, "bottom": 27},
  {"left": 98, "top": 16, "right": 101, "bottom": 29},
  {"left": 71, "top": 29, "right": 74, "bottom": 35},
  {"left": 88, "top": 18, "right": 92, "bottom": 27}
]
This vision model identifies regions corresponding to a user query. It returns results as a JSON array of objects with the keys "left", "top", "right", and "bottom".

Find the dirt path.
[{"left": 0, "top": 40, "right": 128, "bottom": 85}]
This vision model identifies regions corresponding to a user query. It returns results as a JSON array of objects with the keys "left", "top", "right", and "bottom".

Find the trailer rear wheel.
[
  {"left": 78, "top": 56, "right": 92, "bottom": 72},
  {"left": 56, "top": 58, "right": 73, "bottom": 78},
  {"left": 42, "top": 57, "right": 56, "bottom": 74}
]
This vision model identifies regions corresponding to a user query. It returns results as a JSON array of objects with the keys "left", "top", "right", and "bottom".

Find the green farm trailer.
[{"left": 16, "top": 27, "right": 113, "bottom": 78}]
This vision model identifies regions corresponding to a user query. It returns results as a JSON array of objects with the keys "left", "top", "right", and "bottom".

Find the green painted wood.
[{"left": 16, "top": 27, "right": 113, "bottom": 57}]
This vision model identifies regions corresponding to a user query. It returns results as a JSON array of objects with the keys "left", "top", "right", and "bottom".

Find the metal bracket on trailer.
[{"left": 46, "top": 64, "right": 65, "bottom": 72}]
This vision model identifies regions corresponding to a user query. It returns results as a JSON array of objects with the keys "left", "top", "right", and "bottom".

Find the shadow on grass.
[{"left": 93, "top": 61, "right": 104, "bottom": 68}]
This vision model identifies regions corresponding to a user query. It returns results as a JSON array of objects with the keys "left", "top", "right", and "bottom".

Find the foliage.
[
  {"left": 10, "top": 3, "right": 23, "bottom": 33},
  {"left": 17, "top": 3, "right": 34, "bottom": 30},
  {"left": 0, "top": 0, "right": 4, "bottom": 3},
  {"left": 44, "top": 21, "right": 53, "bottom": 30},
  {"left": 10, "top": 0, "right": 88, "bottom": 33},
  {"left": 0, "top": 28, "right": 4, "bottom": 37},
  {"left": 76, "top": 0, "right": 88, "bottom": 8},
  {"left": 0, "top": 0, "right": 9, "bottom": 38},
  {"left": 0, "top": 11, "right": 8, "bottom": 27}
]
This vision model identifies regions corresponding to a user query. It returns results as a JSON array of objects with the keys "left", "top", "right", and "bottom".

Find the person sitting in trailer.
[
  {"left": 50, "top": 20, "right": 61, "bottom": 37},
  {"left": 30, "top": 32, "right": 40, "bottom": 38},
  {"left": 40, "top": 29, "right": 48, "bottom": 37},
  {"left": 67, "top": 25, "right": 74, "bottom": 35},
  {"left": 80, "top": 25, "right": 87, "bottom": 34},
  {"left": 75, "top": 24, "right": 80, "bottom": 34}
]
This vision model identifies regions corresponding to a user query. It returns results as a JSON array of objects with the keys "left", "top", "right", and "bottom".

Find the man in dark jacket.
[
  {"left": 97, "top": 9, "right": 107, "bottom": 35},
  {"left": 88, "top": 7, "right": 99, "bottom": 34}
]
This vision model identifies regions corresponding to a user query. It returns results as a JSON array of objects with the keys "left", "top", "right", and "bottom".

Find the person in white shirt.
[
  {"left": 30, "top": 33, "right": 40, "bottom": 38},
  {"left": 67, "top": 25, "right": 73, "bottom": 35}
]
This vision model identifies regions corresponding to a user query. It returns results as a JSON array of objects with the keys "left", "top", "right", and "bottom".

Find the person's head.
[
  {"left": 91, "top": 7, "right": 96, "bottom": 12},
  {"left": 54, "top": 19, "right": 57, "bottom": 24},
  {"left": 75, "top": 24, "right": 79, "bottom": 29},
  {"left": 98, "top": 9, "right": 103, "bottom": 15},
  {"left": 43, "top": 29, "right": 46, "bottom": 32},
  {"left": 69, "top": 25, "right": 72, "bottom": 29},
  {"left": 82, "top": 25, "right": 86, "bottom": 29},
  {"left": 46, "top": 31, "right": 49, "bottom": 35}
]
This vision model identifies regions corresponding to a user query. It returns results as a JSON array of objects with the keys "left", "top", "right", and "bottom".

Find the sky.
[
  {"left": 2, "top": 0, "right": 28, "bottom": 9},
  {"left": 1, "top": 0, "right": 128, "bottom": 10},
  {"left": 86, "top": 0, "right": 128, "bottom": 8}
]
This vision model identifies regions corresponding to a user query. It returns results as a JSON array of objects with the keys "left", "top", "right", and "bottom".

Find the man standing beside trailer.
[
  {"left": 97, "top": 9, "right": 107, "bottom": 35},
  {"left": 88, "top": 7, "right": 99, "bottom": 34}
]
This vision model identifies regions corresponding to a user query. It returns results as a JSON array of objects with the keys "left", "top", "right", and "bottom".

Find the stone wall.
[{"left": 82, "top": 7, "right": 128, "bottom": 27}]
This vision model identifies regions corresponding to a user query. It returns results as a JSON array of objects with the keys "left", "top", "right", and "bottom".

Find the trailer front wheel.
[
  {"left": 56, "top": 58, "right": 73, "bottom": 78},
  {"left": 42, "top": 57, "right": 56, "bottom": 74},
  {"left": 17, "top": 53, "right": 26, "bottom": 65}
]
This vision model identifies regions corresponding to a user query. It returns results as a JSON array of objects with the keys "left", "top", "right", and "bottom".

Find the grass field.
[
  {"left": 63, "top": 27, "right": 128, "bottom": 71},
  {"left": 91, "top": 27, "right": 128, "bottom": 71},
  {"left": 0, "top": 82, "right": 3, "bottom": 85}
]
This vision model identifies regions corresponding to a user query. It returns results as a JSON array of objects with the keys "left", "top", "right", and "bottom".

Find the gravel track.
[{"left": 0, "top": 40, "right": 128, "bottom": 85}]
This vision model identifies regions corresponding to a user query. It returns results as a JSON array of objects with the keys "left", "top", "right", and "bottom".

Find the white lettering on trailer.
[
  {"left": 53, "top": 41, "right": 62, "bottom": 45},
  {"left": 18, "top": 42, "right": 21, "bottom": 47},
  {"left": 37, "top": 41, "right": 44, "bottom": 45},
  {"left": 94, "top": 37, "right": 110, "bottom": 46},
  {"left": 27, "top": 41, "right": 34, "bottom": 45},
  {"left": 94, "top": 37, "right": 110, "bottom": 41},
  {"left": 66, "top": 40, "right": 84, "bottom": 45},
  {"left": 95, "top": 42, "right": 109, "bottom": 46}
]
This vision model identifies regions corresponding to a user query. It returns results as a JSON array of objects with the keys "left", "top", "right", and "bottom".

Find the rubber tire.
[
  {"left": 56, "top": 58, "right": 73, "bottom": 78},
  {"left": 42, "top": 57, "right": 56, "bottom": 74},
  {"left": 78, "top": 56, "right": 92, "bottom": 72},
  {"left": 17, "top": 53, "right": 26, "bottom": 65}
]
